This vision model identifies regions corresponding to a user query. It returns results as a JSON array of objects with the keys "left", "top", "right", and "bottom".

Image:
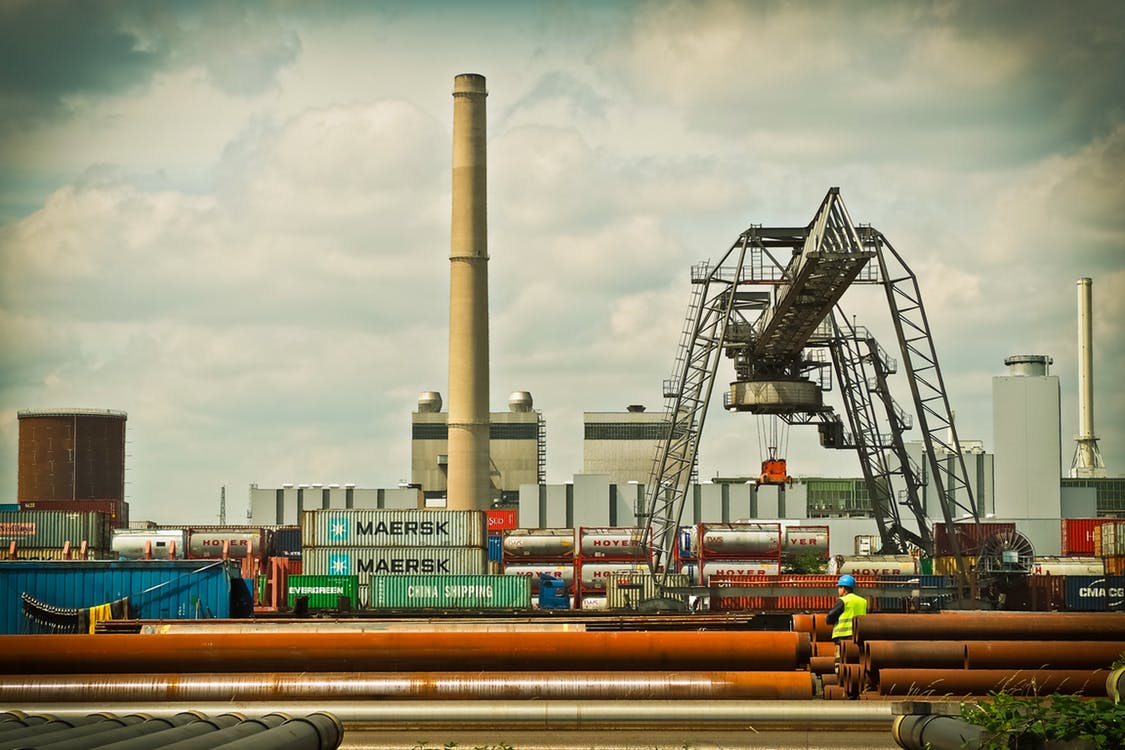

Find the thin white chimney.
[{"left": 1070, "top": 277, "right": 1106, "bottom": 478}]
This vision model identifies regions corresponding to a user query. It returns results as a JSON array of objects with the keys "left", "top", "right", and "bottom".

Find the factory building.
[
  {"left": 992, "top": 355, "right": 1062, "bottom": 519},
  {"left": 582, "top": 405, "right": 669, "bottom": 485},
  {"left": 411, "top": 390, "right": 544, "bottom": 507}
]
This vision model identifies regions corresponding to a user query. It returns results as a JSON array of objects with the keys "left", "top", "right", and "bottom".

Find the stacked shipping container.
[
  {"left": 678, "top": 522, "right": 783, "bottom": 585},
  {"left": 501, "top": 528, "right": 575, "bottom": 607},
  {"left": 576, "top": 527, "right": 652, "bottom": 609},
  {"left": 0, "top": 510, "right": 113, "bottom": 559}
]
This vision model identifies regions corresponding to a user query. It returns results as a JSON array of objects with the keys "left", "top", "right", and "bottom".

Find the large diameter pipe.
[
  {"left": 1, "top": 701, "right": 894, "bottom": 731},
  {"left": 211, "top": 714, "right": 343, "bottom": 750},
  {"left": 0, "top": 714, "right": 145, "bottom": 749},
  {"left": 89, "top": 714, "right": 244, "bottom": 750},
  {"left": 155, "top": 713, "right": 290, "bottom": 750},
  {"left": 892, "top": 715, "right": 985, "bottom": 750},
  {"left": 0, "top": 631, "right": 809, "bottom": 673},
  {"left": 865, "top": 642, "right": 966, "bottom": 672},
  {"left": 0, "top": 713, "right": 110, "bottom": 744},
  {"left": 446, "top": 72, "right": 490, "bottom": 512},
  {"left": 0, "top": 670, "right": 813, "bottom": 702},
  {"left": 965, "top": 641, "right": 1125, "bottom": 669},
  {"left": 34, "top": 714, "right": 200, "bottom": 750},
  {"left": 877, "top": 668, "right": 1109, "bottom": 696},
  {"left": 854, "top": 613, "right": 1125, "bottom": 641}
]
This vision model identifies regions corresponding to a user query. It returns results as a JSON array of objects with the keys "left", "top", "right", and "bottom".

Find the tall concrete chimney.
[
  {"left": 446, "top": 73, "right": 491, "bottom": 510},
  {"left": 1070, "top": 277, "right": 1106, "bottom": 477}
]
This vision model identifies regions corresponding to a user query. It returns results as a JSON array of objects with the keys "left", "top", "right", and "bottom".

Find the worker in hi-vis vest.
[{"left": 825, "top": 574, "right": 867, "bottom": 659}]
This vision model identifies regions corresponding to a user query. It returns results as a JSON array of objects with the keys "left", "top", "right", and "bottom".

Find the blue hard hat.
[{"left": 837, "top": 574, "right": 856, "bottom": 588}]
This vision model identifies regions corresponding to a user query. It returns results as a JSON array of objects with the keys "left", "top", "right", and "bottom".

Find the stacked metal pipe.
[
  {"left": 0, "top": 711, "right": 343, "bottom": 750},
  {"left": 798, "top": 611, "right": 1125, "bottom": 699}
]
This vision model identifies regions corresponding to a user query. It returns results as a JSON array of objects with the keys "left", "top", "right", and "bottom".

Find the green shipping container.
[
  {"left": 287, "top": 574, "right": 359, "bottom": 609},
  {"left": 368, "top": 575, "right": 530, "bottom": 609}
]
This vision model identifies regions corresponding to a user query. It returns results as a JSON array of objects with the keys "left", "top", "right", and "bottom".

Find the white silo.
[{"left": 992, "top": 355, "right": 1061, "bottom": 518}]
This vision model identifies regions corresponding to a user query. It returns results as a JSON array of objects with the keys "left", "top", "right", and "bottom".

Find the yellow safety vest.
[{"left": 831, "top": 592, "right": 868, "bottom": 641}]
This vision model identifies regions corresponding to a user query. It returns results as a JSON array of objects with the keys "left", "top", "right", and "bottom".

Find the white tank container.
[
  {"left": 697, "top": 559, "right": 781, "bottom": 585},
  {"left": 1031, "top": 556, "right": 1105, "bottom": 576},
  {"left": 187, "top": 528, "right": 267, "bottom": 559},
  {"left": 781, "top": 525, "right": 829, "bottom": 558},
  {"left": 578, "top": 561, "right": 652, "bottom": 592},
  {"left": 578, "top": 527, "right": 649, "bottom": 560},
  {"left": 836, "top": 555, "right": 917, "bottom": 576},
  {"left": 697, "top": 523, "right": 781, "bottom": 558},
  {"left": 502, "top": 528, "right": 575, "bottom": 559},
  {"left": 111, "top": 529, "right": 186, "bottom": 559},
  {"left": 501, "top": 562, "right": 575, "bottom": 592}
]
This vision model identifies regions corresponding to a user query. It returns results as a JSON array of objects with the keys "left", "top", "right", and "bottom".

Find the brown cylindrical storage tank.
[{"left": 17, "top": 409, "right": 127, "bottom": 505}]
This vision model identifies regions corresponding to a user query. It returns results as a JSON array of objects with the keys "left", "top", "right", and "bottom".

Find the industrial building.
[
  {"left": 410, "top": 390, "right": 544, "bottom": 507},
  {"left": 582, "top": 405, "right": 669, "bottom": 485}
]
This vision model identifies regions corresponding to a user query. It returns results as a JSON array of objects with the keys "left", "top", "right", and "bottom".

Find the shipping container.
[
  {"left": 854, "top": 535, "right": 879, "bottom": 556},
  {"left": 302, "top": 546, "right": 489, "bottom": 584},
  {"left": 1094, "top": 522, "right": 1125, "bottom": 557},
  {"left": 485, "top": 509, "right": 518, "bottom": 532},
  {"left": 578, "top": 527, "right": 649, "bottom": 560},
  {"left": 697, "top": 523, "right": 781, "bottom": 559},
  {"left": 0, "top": 559, "right": 236, "bottom": 634},
  {"left": 487, "top": 534, "right": 503, "bottom": 562},
  {"left": 286, "top": 574, "right": 359, "bottom": 609},
  {"left": 1031, "top": 556, "right": 1105, "bottom": 576},
  {"left": 578, "top": 561, "right": 653, "bottom": 592},
  {"left": 781, "top": 525, "right": 829, "bottom": 559},
  {"left": 500, "top": 562, "right": 574, "bottom": 592},
  {"left": 1062, "top": 518, "right": 1103, "bottom": 556},
  {"left": 112, "top": 529, "right": 187, "bottom": 559},
  {"left": 271, "top": 526, "right": 302, "bottom": 560},
  {"left": 679, "top": 559, "right": 781, "bottom": 585},
  {"left": 930, "top": 555, "right": 976, "bottom": 576},
  {"left": 0, "top": 510, "right": 112, "bottom": 551},
  {"left": 605, "top": 572, "right": 690, "bottom": 609},
  {"left": 1106, "top": 556, "right": 1125, "bottom": 576},
  {"left": 1063, "top": 576, "right": 1125, "bottom": 612},
  {"left": 932, "top": 522, "right": 1016, "bottom": 556},
  {"left": 186, "top": 527, "right": 269, "bottom": 560},
  {"left": 502, "top": 528, "right": 575, "bottom": 559},
  {"left": 678, "top": 526, "right": 696, "bottom": 559},
  {"left": 19, "top": 500, "right": 129, "bottom": 528},
  {"left": 836, "top": 555, "right": 917, "bottom": 576},
  {"left": 301, "top": 509, "right": 486, "bottom": 548},
  {"left": 366, "top": 574, "right": 530, "bottom": 609},
  {"left": 0, "top": 547, "right": 115, "bottom": 560},
  {"left": 708, "top": 574, "right": 876, "bottom": 613}
]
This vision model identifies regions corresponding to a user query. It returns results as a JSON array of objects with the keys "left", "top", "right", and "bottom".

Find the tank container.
[
  {"left": 301, "top": 509, "right": 486, "bottom": 548},
  {"left": 500, "top": 562, "right": 574, "bottom": 592},
  {"left": 781, "top": 525, "right": 829, "bottom": 559},
  {"left": 0, "top": 510, "right": 112, "bottom": 551},
  {"left": 287, "top": 574, "right": 359, "bottom": 609},
  {"left": 111, "top": 529, "right": 186, "bottom": 559},
  {"left": 836, "top": 555, "right": 918, "bottom": 576},
  {"left": 578, "top": 561, "right": 652, "bottom": 593},
  {"left": 502, "top": 528, "right": 575, "bottom": 559},
  {"left": 302, "top": 546, "right": 489, "bottom": 584},
  {"left": 187, "top": 527, "right": 268, "bottom": 560},
  {"left": 579, "top": 596, "right": 607, "bottom": 610},
  {"left": 578, "top": 527, "right": 649, "bottom": 560},
  {"left": 697, "top": 522, "right": 781, "bottom": 559},
  {"left": 1031, "top": 556, "right": 1105, "bottom": 576},
  {"left": 366, "top": 574, "right": 530, "bottom": 609},
  {"left": 1063, "top": 576, "right": 1125, "bottom": 612}
]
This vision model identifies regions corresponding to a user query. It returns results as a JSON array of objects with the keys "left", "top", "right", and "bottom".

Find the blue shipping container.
[
  {"left": 1064, "top": 575, "right": 1125, "bottom": 611},
  {"left": 487, "top": 534, "right": 503, "bottom": 563},
  {"left": 0, "top": 560, "right": 237, "bottom": 634}
]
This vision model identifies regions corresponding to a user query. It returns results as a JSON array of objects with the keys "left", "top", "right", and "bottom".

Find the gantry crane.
[{"left": 639, "top": 188, "right": 979, "bottom": 589}]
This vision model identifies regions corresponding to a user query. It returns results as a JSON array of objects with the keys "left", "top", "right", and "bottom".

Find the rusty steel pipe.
[
  {"left": 876, "top": 668, "right": 1110, "bottom": 696},
  {"left": 809, "top": 657, "right": 836, "bottom": 675},
  {"left": 865, "top": 641, "right": 966, "bottom": 672},
  {"left": 0, "top": 671, "right": 814, "bottom": 702},
  {"left": 854, "top": 613, "right": 1125, "bottom": 642},
  {"left": 965, "top": 641, "right": 1125, "bottom": 670},
  {"left": 0, "top": 631, "right": 810, "bottom": 673}
]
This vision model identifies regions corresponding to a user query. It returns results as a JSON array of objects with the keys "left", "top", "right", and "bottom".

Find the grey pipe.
[
  {"left": 156, "top": 713, "right": 290, "bottom": 750},
  {"left": 93, "top": 714, "right": 244, "bottom": 750},
  {"left": 893, "top": 715, "right": 987, "bottom": 750},
  {"left": 1, "top": 701, "right": 893, "bottom": 730},
  {"left": 1, "top": 715, "right": 145, "bottom": 750},
  {"left": 34, "top": 713, "right": 201, "bottom": 750},
  {"left": 0, "top": 714, "right": 110, "bottom": 745},
  {"left": 211, "top": 714, "right": 344, "bottom": 750}
]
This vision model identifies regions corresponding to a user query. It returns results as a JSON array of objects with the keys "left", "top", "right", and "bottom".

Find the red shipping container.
[
  {"left": 485, "top": 509, "right": 518, "bottom": 532},
  {"left": 708, "top": 574, "right": 879, "bottom": 613},
  {"left": 1061, "top": 518, "right": 1103, "bottom": 556}
]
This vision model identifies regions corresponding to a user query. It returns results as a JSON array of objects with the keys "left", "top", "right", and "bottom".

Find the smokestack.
[
  {"left": 446, "top": 73, "right": 491, "bottom": 510},
  {"left": 1070, "top": 277, "right": 1106, "bottom": 477}
]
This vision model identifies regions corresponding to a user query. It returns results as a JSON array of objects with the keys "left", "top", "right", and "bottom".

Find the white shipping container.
[
  {"left": 501, "top": 562, "right": 575, "bottom": 592},
  {"left": 301, "top": 510, "right": 486, "bottom": 548},
  {"left": 697, "top": 523, "right": 781, "bottom": 558},
  {"left": 503, "top": 528, "right": 575, "bottom": 559},
  {"left": 112, "top": 529, "right": 186, "bottom": 559},
  {"left": 302, "top": 546, "right": 489, "bottom": 584},
  {"left": 578, "top": 527, "right": 649, "bottom": 559},
  {"left": 579, "top": 561, "right": 657, "bottom": 592}
]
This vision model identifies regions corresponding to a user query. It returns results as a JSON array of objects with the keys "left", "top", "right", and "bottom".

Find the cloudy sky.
[{"left": 1, "top": 0, "right": 1122, "bottom": 524}]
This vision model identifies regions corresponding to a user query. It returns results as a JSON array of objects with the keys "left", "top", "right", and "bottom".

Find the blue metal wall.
[{"left": 0, "top": 560, "right": 234, "bottom": 634}]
